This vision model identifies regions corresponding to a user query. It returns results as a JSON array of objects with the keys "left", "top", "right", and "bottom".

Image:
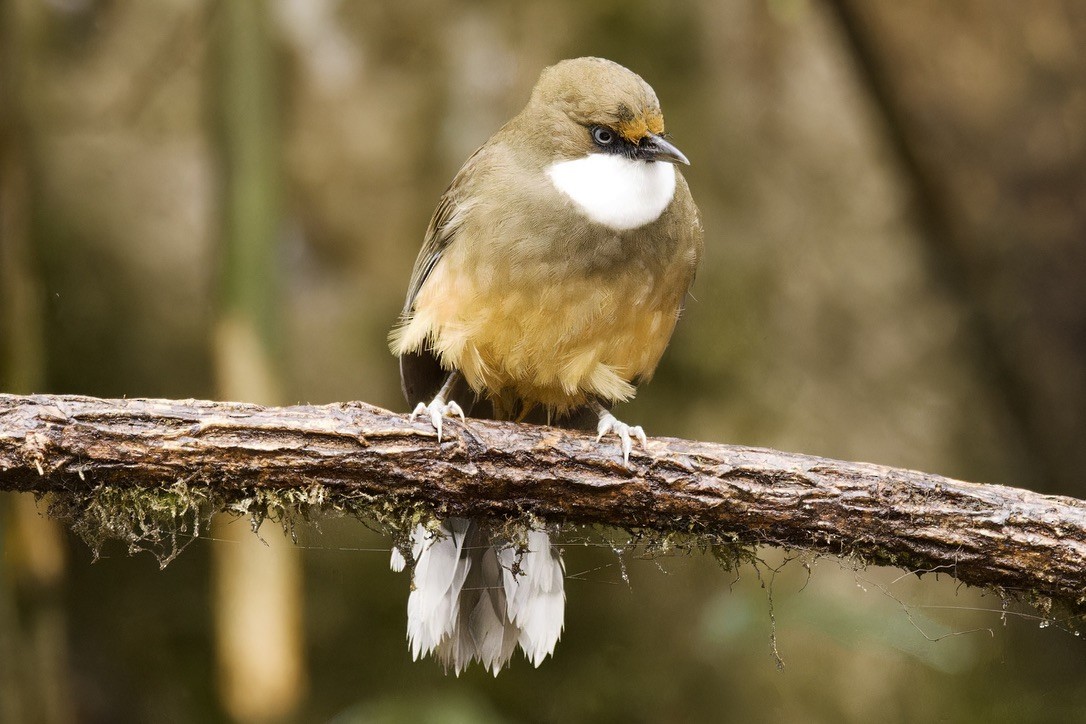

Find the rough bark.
[{"left": 2, "top": 393, "right": 1084, "bottom": 616}]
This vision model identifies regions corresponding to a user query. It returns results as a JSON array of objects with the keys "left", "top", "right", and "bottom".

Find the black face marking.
[{"left": 588, "top": 125, "right": 658, "bottom": 162}]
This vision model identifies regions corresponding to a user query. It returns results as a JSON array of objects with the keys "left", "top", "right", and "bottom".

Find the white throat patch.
[{"left": 546, "top": 154, "right": 676, "bottom": 231}]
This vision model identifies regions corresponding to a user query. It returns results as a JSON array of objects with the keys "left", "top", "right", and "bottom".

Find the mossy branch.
[{"left": 2, "top": 393, "right": 1085, "bottom": 616}]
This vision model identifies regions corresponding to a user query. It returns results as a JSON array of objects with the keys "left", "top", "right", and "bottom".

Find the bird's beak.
[{"left": 642, "top": 133, "right": 690, "bottom": 165}]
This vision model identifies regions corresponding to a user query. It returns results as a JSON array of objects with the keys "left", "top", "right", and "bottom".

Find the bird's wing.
[
  {"left": 401, "top": 145, "right": 488, "bottom": 316},
  {"left": 397, "top": 144, "right": 491, "bottom": 407}
]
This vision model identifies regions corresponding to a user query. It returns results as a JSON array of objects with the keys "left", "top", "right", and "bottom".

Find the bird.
[{"left": 388, "top": 57, "right": 703, "bottom": 675}]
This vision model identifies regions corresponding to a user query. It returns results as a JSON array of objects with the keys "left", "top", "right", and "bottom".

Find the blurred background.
[{"left": 2, "top": 0, "right": 1085, "bottom": 721}]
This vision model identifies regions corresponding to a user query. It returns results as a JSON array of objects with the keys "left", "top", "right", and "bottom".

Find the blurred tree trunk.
[
  {"left": 0, "top": 2, "right": 74, "bottom": 723},
  {"left": 209, "top": 2, "right": 305, "bottom": 721},
  {"left": 825, "top": 0, "right": 1086, "bottom": 493}
]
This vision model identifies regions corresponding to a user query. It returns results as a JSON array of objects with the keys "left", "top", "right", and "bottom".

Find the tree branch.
[{"left": 2, "top": 393, "right": 1084, "bottom": 615}]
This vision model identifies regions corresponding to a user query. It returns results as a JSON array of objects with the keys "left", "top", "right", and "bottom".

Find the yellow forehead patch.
[{"left": 616, "top": 110, "right": 665, "bottom": 143}]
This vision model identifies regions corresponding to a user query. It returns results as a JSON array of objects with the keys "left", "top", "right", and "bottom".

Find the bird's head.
[{"left": 523, "top": 56, "right": 688, "bottom": 166}]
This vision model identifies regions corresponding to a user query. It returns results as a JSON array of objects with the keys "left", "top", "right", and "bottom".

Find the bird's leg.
[
  {"left": 409, "top": 371, "right": 466, "bottom": 442},
  {"left": 589, "top": 400, "right": 648, "bottom": 465}
]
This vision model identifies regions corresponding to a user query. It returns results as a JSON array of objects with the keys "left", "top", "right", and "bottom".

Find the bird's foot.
[
  {"left": 595, "top": 410, "right": 648, "bottom": 465},
  {"left": 410, "top": 396, "right": 465, "bottom": 443}
]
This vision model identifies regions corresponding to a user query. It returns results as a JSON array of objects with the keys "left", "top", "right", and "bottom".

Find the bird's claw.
[
  {"left": 410, "top": 397, "right": 465, "bottom": 442},
  {"left": 595, "top": 411, "right": 648, "bottom": 465}
]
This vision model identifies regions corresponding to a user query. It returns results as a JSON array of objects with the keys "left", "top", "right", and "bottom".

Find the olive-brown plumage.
[
  {"left": 388, "top": 57, "right": 702, "bottom": 675},
  {"left": 392, "top": 57, "right": 702, "bottom": 420}
]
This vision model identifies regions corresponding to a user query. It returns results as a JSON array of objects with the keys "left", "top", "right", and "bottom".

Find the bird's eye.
[{"left": 591, "top": 126, "right": 615, "bottom": 146}]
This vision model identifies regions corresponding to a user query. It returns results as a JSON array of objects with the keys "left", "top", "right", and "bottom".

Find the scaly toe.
[
  {"left": 618, "top": 427, "right": 633, "bottom": 465},
  {"left": 411, "top": 397, "right": 465, "bottom": 443},
  {"left": 595, "top": 412, "right": 649, "bottom": 466},
  {"left": 409, "top": 402, "right": 428, "bottom": 422},
  {"left": 429, "top": 406, "right": 445, "bottom": 442}
]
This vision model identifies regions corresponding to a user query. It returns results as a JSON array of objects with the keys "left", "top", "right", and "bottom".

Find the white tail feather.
[
  {"left": 391, "top": 519, "right": 565, "bottom": 674},
  {"left": 389, "top": 546, "right": 407, "bottom": 572},
  {"left": 402, "top": 519, "right": 472, "bottom": 661}
]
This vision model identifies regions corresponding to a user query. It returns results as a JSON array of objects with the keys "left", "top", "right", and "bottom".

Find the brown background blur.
[{"left": 2, "top": 1, "right": 1085, "bottom": 722}]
